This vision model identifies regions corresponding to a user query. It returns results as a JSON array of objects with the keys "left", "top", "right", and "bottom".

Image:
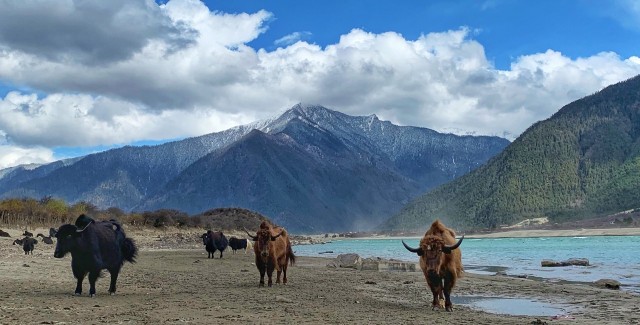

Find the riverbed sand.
[{"left": 1, "top": 228, "right": 639, "bottom": 324}]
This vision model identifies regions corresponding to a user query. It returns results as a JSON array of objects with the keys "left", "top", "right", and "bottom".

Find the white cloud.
[
  {"left": 0, "top": 144, "right": 54, "bottom": 170},
  {"left": 0, "top": 0, "right": 640, "bottom": 168},
  {"left": 0, "top": 91, "right": 259, "bottom": 147},
  {"left": 274, "top": 31, "right": 312, "bottom": 47}
]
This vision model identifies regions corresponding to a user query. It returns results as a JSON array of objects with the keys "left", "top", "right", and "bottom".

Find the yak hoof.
[
  {"left": 90, "top": 294, "right": 96, "bottom": 298},
  {"left": 110, "top": 292, "right": 115, "bottom": 296},
  {"left": 74, "top": 293, "right": 82, "bottom": 296}
]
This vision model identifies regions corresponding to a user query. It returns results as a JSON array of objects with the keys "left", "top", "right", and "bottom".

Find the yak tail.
[
  {"left": 288, "top": 244, "right": 296, "bottom": 266},
  {"left": 122, "top": 238, "right": 138, "bottom": 263}
]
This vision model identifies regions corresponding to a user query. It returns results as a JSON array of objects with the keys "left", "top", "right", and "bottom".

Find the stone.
[
  {"left": 594, "top": 279, "right": 621, "bottom": 290},
  {"left": 378, "top": 261, "right": 417, "bottom": 272},
  {"left": 541, "top": 258, "right": 589, "bottom": 267},
  {"left": 360, "top": 258, "right": 379, "bottom": 271},
  {"left": 336, "top": 253, "right": 361, "bottom": 269}
]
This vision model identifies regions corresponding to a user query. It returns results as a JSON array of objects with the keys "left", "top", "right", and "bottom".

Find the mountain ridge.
[{"left": 0, "top": 104, "right": 510, "bottom": 232}]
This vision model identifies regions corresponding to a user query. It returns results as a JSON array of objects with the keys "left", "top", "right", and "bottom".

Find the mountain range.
[
  {"left": 381, "top": 74, "right": 640, "bottom": 231},
  {"left": 0, "top": 104, "right": 509, "bottom": 232}
]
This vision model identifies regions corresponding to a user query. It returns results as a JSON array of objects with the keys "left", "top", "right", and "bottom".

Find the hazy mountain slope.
[
  {"left": 0, "top": 124, "right": 263, "bottom": 208},
  {"left": 381, "top": 74, "right": 640, "bottom": 231},
  {"left": 139, "top": 119, "right": 421, "bottom": 232}
]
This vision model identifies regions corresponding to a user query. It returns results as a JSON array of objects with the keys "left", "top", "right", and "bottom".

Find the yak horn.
[
  {"left": 75, "top": 221, "right": 93, "bottom": 233},
  {"left": 442, "top": 235, "right": 464, "bottom": 254},
  {"left": 402, "top": 240, "right": 423, "bottom": 255},
  {"left": 244, "top": 227, "right": 258, "bottom": 241},
  {"left": 271, "top": 230, "right": 283, "bottom": 240}
]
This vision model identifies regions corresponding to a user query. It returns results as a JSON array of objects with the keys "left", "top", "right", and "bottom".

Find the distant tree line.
[{"left": 0, "top": 196, "right": 269, "bottom": 231}]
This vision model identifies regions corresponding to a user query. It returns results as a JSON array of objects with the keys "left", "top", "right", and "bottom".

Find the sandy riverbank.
[
  {"left": 299, "top": 227, "right": 640, "bottom": 241},
  {"left": 465, "top": 227, "right": 640, "bottom": 238},
  {"left": 1, "top": 229, "right": 640, "bottom": 324}
]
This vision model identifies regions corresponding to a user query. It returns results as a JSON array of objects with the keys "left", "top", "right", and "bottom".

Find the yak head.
[
  {"left": 402, "top": 235, "right": 463, "bottom": 273},
  {"left": 53, "top": 224, "right": 80, "bottom": 258},
  {"left": 245, "top": 227, "right": 283, "bottom": 259},
  {"left": 53, "top": 222, "right": 92, "bottom": 258},
  {"left": 200, "top": 233, "right": 209, "bottom": 246}
]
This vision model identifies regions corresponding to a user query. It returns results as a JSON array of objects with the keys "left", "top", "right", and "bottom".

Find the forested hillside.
[{"left": 381, "top": 74, "right": 640, "bottom": 231}]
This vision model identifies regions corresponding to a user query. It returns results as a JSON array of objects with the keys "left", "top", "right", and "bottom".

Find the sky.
[{"left": 1, "top": 0, "right": 640, "bottom": 170}]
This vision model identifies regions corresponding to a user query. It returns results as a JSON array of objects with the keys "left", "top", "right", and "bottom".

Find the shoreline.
[
  {"left": 464, "top": 227, "right": 640, "bottom": 238},
  {"left": 298, "top": 227, "right": 640, "bottom": 241},
  {"left": 1, "top": 247, "right": 639, "bottom": 324}
]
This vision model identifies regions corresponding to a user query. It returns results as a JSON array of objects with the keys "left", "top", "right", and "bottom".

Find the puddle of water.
[{"left": 456, "top": 296, "right": 572, "bottom": 316}]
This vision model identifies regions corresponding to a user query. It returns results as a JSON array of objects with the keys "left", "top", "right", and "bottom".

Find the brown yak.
[
  {"left": 245, "top": 221, "right": 295, "bottom": 287},
  {"left": 402, "top": 219, "right": 464, "bottom": 312}
]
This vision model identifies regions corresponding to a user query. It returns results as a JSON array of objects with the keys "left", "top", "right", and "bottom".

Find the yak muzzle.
[{"left": 53, "top": 251, "right": 63, "bottom": 258}]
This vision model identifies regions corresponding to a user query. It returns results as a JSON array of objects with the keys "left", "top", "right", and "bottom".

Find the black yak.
[
  {"left": 228, "top": 237, "right": 250, "bottom": 254},
  {"left": 37, "top": 233, "right": 54, "bottom": 244},
  {"left": 54, "top": 215, "right": 137, "bottom": 297},
  {"left": 21, "top": 237, "right": 38, "bottom": 255},
  {"left": 201, "top": 231, "right": 228, "bottom": 259}
]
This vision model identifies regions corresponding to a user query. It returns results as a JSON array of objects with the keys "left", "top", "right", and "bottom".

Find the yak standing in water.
[
  {"left": 54, "top": 215, "right": 137, "bottom": 297},
  {"left": 402, "top": 220, "right": 464, "bottom": 312}
]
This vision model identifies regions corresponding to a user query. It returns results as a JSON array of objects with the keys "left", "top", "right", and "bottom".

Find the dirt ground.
[{"left": 1, "top": 228, "right": 640, "bottom": 324}]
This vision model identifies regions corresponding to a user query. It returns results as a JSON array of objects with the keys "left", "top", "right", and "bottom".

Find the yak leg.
[
  {"left": 426, "top": 272, "right": 443, "bottom": 310},
  {"left": 219, "top": 250, "right": 223, "bottom": 259},
  {"left": 74, "top": 276, "right": 85, "bottom": 295},
  {"left": 276, "top": 257, "right": 283, "bottom": 284},
  {"left": 443, "top": 272, "right": 456, "bottom": 312},
  {"left": 108, "top": 268, "right": 120, "bottom": 295},
  {"left": 282, "top": 262, "right": 288, "bottom": 284},
  {"left": 88, "top": 270, "right": 100, "bottom": 297},
  {"left": 267, "top": 264, "right": 275, "bottom": 287},
  {"left": 258, "top": 264, "right": 266, "bottom": 287},
  {"left": 74, "top": 273, "right": 86, "bottom": 295},
  {"left": 72, "top": 263, "right": 86, "bottom": 295}
]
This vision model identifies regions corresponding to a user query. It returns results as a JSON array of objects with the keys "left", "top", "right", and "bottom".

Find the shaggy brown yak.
[
  {"left": 245, "top": 221, "right": 295, "bottom": 287},
  {"left": 402, "top": 220, "right": 464, "bottom": 311}
]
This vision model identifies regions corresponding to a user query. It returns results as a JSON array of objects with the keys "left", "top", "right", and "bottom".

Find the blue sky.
[
  {"left": 0, "top": 0, "right": 639, "bottom": 169},
  {"left": 205, "top": 0, "right": 640, "bottom": 69}
]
